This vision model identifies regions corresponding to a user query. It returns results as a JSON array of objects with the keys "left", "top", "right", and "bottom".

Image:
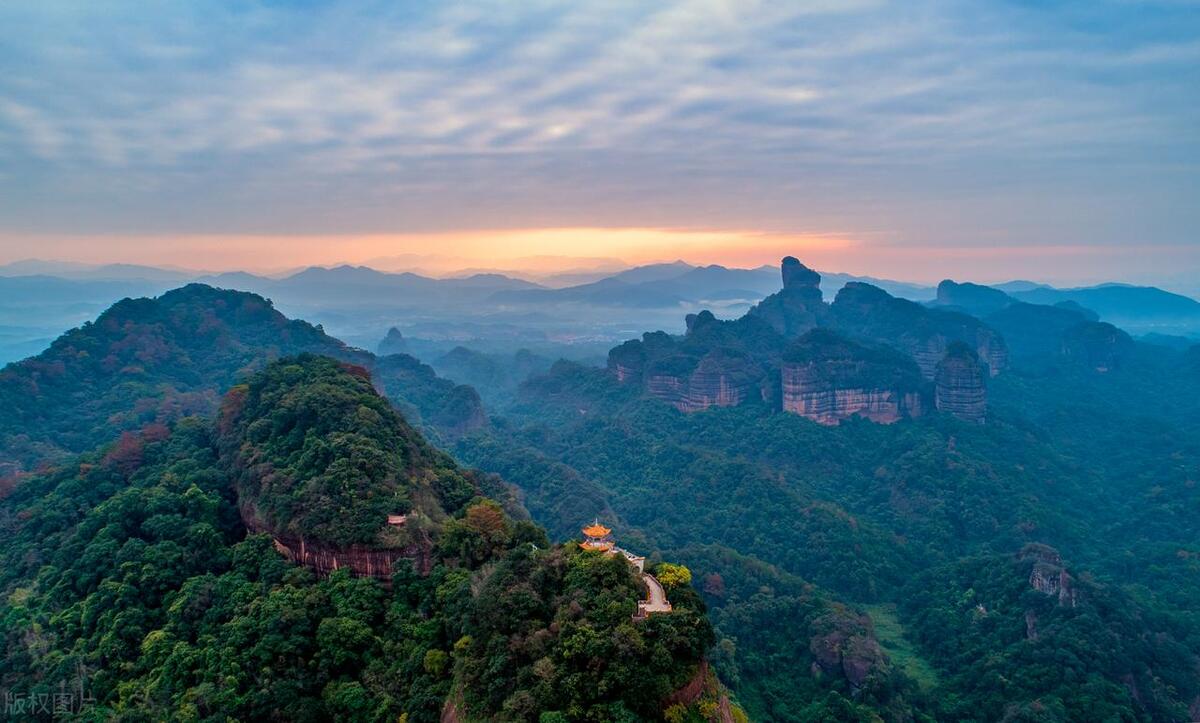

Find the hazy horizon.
[
  {"left": 2, "top": 245, "right": 1199, "bottom": 298},
  {"left": 2, "top": 1, "right": 1197, "bottom": 292}
]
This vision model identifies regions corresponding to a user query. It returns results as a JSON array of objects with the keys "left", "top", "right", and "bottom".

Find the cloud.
[{"left": 0, "top": 0, "right": 1196, "bottom": 278}]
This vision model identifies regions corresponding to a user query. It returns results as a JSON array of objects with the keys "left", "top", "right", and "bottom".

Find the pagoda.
[{"left": 580, "top": 520, "right": 614, "bottom": 552}]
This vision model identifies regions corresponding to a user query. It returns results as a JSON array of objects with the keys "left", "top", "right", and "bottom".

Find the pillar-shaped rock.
[{"left": 935, "top": 342, "right": 986, "bottom": 423}]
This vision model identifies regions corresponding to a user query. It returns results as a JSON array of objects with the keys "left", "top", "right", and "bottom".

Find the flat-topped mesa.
[
  {"left": 748, "top": 257, "right": 827, "bottom": 337},
  {"left": 934, "top": 342, "right": 987, "bottom": 423},
  {"left": 831, "top": 282, "right": 1009, "bottom": 379},
  {"left": 781, "top": 329, "right": 925, "bottom": 425}
]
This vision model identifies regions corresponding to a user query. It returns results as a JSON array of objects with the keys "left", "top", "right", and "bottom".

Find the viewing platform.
[{"left": 579, "top": 520, "right": 669, "bottom": 617}]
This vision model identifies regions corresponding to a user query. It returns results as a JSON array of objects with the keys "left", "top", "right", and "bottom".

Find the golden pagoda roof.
[{"left": 582, "top": 522, "right": 611, "bottom": 538}]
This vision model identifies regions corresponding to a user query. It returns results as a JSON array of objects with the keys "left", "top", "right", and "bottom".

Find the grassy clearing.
[{"left": 864, "top": 603, "right": 940, "bottom": 692}]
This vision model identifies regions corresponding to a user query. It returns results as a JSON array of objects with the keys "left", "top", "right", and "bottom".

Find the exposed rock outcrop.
[
  {"left": 1020, "top": 543, "right": 1078, "bottom": 607},
  {"left": 809, "top": 609, "right": 889, "bottom": 694},
  {"left": 241, "top": 501, "right": 433, "bottom": 581},
  {"left": 747, "top": 256, "right": 828, "bottom": 338},
  {"left": 643, "top": 349, "right": 761, "bottom": 413},
  {"left": 934, "top": 342, "right": 986, "bottom": 423},
  {"left": 607, "top": 258, "right": 1015, "bottom": 420},
  {"left": 781, "top": 330, "right": 925, "bottom": 425},
  {"left": 782, "top": 255, "right": 821, "bottom": 290}
]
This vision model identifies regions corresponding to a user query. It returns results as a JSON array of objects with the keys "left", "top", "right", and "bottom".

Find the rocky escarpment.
[
  {"left": 781, "top": 330, "right": 925, "bottom": 425},
  {"left": 609, "top": 311, "right": 775, "bottom": 413},
  {"left": 240, "top": 500, "right": 433, "bottom": 580},
  {"left": 1060, "top": 321, "right": 1134, "bottom": 372},
  {"left": 934, "top": 342, "right": 986, "bottom": 423},
  {"left": 747, "top": 256, "right": 828, "bottom": 337},
  {"left": 831, "top": 282, "right": 1009, "bottom": 378},
  {"left": 644, "top": 348, "right": 763, "bottom": 413},
  {"left": 607, "top": 257, "right": 1013, "bottom": 420},
  {"left": 1020, "top": 544, "right": 1078, "bottom": 608}
]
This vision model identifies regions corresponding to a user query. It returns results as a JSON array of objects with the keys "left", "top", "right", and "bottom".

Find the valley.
[{"left": 0, "top": 258, "right": 1197, "bottom": 721}]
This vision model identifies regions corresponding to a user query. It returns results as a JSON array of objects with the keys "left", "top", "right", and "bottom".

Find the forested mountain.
[
  {"left": 1, "top": 270, "right": 1198, "bottom": 722},
  {"left": 0, "top": 284, "right": 484, "bottom": 474},
  {"left": 0, "top": 356, "right": 726, "bottom": 721},
  {"left": 452, "top": 258, "right": 1200, "bottom": 721}
]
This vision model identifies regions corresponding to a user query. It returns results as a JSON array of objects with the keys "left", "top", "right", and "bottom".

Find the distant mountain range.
[{"left": 0, "top": 258, "right": 1196, "bottom": 366}]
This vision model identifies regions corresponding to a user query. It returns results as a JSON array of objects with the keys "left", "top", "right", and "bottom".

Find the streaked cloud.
[{"left": 0, "top": 0, "right": 1196, "bottom": 284}]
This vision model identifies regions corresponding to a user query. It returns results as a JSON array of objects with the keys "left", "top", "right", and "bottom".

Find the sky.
[{"left": 0, "top": 0, "right": 1197, "bottom": 288}]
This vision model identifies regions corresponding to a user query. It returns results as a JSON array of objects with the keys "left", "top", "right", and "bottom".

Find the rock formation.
[
  {"left": 808, "top": 610, "right": 889, "bottom": 694},
  {"left": 1020, "top": 544, "right": 1078, "bottom": 607},
  {"left": 377, "top": 326, "right": 409, "bottom": 356},
  {"left": 747, "top": 256, "right": 828, "bottom": 337},
  {"left": 934, "top": 342, "right": 986, "bottom": 423},
  {"left": 608, "top": 257, "right": 1015, "bottom": 420},
  {"left": 643, "top": 348, "right": 762, "bottom": 413},
  {"left": 241, "top": 501, "right": 434, "bottom": 581},
  {"left": 781, "top": 330, "right": 925, "bottom": 425}
]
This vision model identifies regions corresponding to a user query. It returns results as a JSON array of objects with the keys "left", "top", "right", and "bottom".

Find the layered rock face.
[
  {"left": 645, "top": 348, "right": 761, "bottom": 413},
  {"left": 747, "top": 256, "right": 827, "bottom": 337},
  {"left": 609, "top": 312, "right": 771, "bottom": 413},
  {"left": 241, "top": 502, "right": 433, "bottom": 581},
  {"left": 782, "top": 372, "right": 922, "bottom": 425},
  {"left": 686, "top": 352, "right": 758, "bottom": 410},
  {"left": 1060, "top": 321, "right": 1133, "bottom": 372},
  {"left": 1020, "top": 544, "right": 1078, "bottom": 608},
  {"left": 781, "top": 330, "right": 925, "bottom": 425},
  {"left": 934, "top": 342, "right": 986, "bottom": 423}
]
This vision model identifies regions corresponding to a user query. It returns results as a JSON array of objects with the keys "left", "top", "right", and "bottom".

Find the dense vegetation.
[
  {"left": 0, "top": 284, "right": 364, "bottom": 473},
  {"left": 453, "top": 307, "right": 1200, "bottom": 720},
  {"left": 3, "top": 277, "right": 1199, "bottom": 722},
  {"left": 0, "top": 284, "right": 489, "bottom": 479},
  {"left": 0, "top": 357, "right": 722, "bottom": 721},
  {"left": 218, "top": 355, "right": 478, "bottom": 547}
]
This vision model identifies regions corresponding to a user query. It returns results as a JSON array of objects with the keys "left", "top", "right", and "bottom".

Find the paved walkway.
[{"left": 638, "top": 573, "right": 673, "bottom": 616}]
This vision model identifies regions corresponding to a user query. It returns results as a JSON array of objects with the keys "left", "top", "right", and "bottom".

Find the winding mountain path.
[{"left": 639, "top": 573, "right": 672, "bottom": 615}]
